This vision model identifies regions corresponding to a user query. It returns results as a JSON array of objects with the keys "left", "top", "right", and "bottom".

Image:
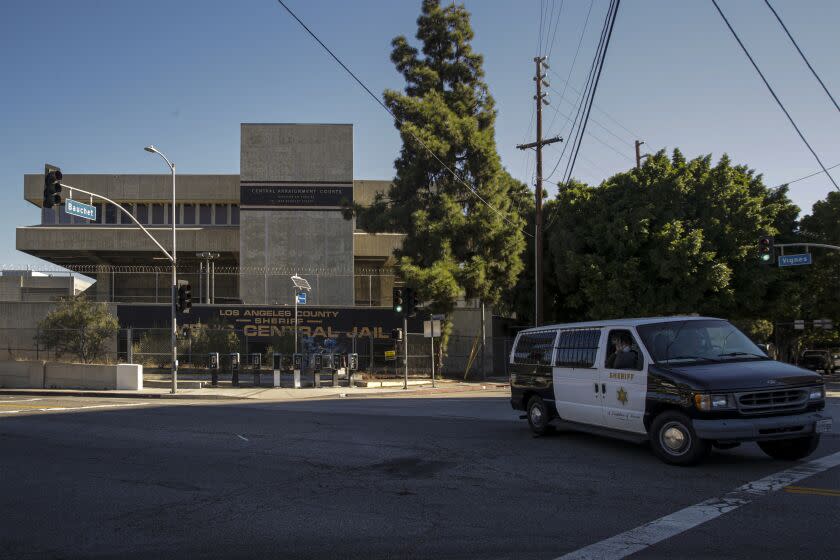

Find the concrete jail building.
[{"left": 10, "top": 124, "right": 512, "bottom": 375}]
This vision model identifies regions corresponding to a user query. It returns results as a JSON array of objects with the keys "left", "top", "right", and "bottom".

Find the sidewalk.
[{"left": 0, "top": 379, "right": 510, "bottom": 401}]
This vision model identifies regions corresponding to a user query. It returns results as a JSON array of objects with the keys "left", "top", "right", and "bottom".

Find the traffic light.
[
  {"left": 758, "top": 236, "right": 775, "bottom": 265},
  {"left": 393, "top": 287, "right": 404, "bottom": 314},
  {"left": 405, "top": 287, "right": 417, "bottom": 317},
  {"left": 176, "top": 280, "right": 192, "bottom": 313},
  {"left": 43, "top": 164, "right": 63, "bottom": 209}
]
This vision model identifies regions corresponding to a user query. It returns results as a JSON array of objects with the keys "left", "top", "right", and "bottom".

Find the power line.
[
  {"left": 711, "top": 0, "right": 839, "bottom": 192},
  {"left": 547, "top": 84, "right": 633, "bottom": 146},
  {"left": 764, "top": 0, "right": 839, "bottom": 113},
  {"left": 776, "top": 161, "right": 840, "bottom": 188},
  {"left": 544, "top": 0, "right": 594, "bottom": 136},
  {"left": 563, "top": 0, "right": 621, "bottom": 187},
  {"left": 546, "top": 0, "right": 566, "bottom": 61},
  {"left": 275, "top": 0, "right": 533, "bottom": 236},
  {"left": 545, "top": 0, "right": 614, "bottom": 182}
]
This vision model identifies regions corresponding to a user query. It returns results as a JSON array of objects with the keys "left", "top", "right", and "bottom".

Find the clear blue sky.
[{"left": 1, "top": 0, "right": 838, "bottom": 266}]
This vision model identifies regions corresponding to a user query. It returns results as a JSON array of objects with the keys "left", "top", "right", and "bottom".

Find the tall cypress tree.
[{"left": 359, "top": 0, "right": 526, "bottom": 348}]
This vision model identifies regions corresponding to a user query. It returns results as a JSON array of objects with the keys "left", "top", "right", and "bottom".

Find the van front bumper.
[{"left": 692, "top": 412, "right": 832, "bottom": 441}]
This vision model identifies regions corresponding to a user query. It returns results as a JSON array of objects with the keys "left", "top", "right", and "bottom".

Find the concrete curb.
[{"left": 0, "top": 383, "right": 511, "bottom": 402}]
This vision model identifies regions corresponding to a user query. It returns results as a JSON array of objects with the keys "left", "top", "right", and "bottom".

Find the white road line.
[
  {"left": 0, "top": 402, "right": 149, "bottom": 416},
  {"left": 0, "top": 398, "right": 43, "bottom": 403},
  {"left": 237, "top": 434, "right": 249, "bottom": 442},
  {"left": 555, "top": 450, "right": 840, "bottom": 560}
]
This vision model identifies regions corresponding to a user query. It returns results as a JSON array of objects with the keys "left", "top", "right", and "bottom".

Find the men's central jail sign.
[{"left": 117, "top": 304, "right": 422, "bottom": 339}]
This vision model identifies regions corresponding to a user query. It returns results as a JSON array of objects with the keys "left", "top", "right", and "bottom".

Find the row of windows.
[
  {"left": 512, "top": 328, "right": 641, "bottom": 370},
  {"left": 42, "top": 203, "right": 240, "bottom": 226}
]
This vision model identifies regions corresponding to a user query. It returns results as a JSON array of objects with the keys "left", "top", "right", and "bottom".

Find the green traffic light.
[
  {"left": 761, "top": 253, "right": 771, "bottom": 262},
  {"left": 395, "top": 305, "right": 403, "bottom": 313}
]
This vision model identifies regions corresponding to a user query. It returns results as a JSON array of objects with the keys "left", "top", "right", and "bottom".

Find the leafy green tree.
[
  {"left": 544, "top": 149, "right": 799, "bottom": 323},
  {"left": 357, "top": 0, "right": 526, "bottom": 354},
  {"left": 35, "top": 296, "right": 119, "bottom": 363},
  {"left": 797, "top": 191, "right": 840, "bottom": 322}
]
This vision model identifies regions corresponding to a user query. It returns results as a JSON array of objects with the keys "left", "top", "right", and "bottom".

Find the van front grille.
[{"left": 736, "top": 389, "right": 808, "bottom": 415}]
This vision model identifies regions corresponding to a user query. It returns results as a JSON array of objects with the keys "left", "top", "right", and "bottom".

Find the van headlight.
[
  {"left": 809, "top": 387, "right": 825, "bottom": 400},
  {"left": 695, "top": 393, "right": 736, "bottom": 411}
]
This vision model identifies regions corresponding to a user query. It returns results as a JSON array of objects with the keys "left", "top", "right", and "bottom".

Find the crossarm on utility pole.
[{"left": 60, "top": 183, "right": 175, "bottom": 263}]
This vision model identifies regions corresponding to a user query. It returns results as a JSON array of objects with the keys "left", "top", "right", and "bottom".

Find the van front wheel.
[
  {"left": 650, "top": 411, "right": 710, "bottom": 466},
  {"left": 527, "top": 396, "right": 552, "bottom": 436}
]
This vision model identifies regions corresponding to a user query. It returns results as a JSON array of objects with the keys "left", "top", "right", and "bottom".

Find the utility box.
[
  {"left": 208, "top": 352, "right": 219, "bottom": 369},
  {"left": 348, "top": 353, "right": 359, "bottom": 371}
]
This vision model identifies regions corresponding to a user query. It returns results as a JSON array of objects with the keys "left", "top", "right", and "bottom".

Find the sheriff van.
[{"left": 509, "top": 316, "right": 833, "bottom": 465}]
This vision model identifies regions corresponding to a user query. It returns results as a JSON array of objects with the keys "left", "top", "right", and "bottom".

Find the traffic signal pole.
[{"left": 403, "top": 316, "right": 409, "bottom": 390}]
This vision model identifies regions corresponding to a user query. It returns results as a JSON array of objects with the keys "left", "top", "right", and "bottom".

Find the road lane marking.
[
  {"left": 0, "top": 402, "right": 150, "bottom": 416},
  {"left": 237, "top": 434, "right": 249, "bottom": 442},
  {"left": 0, "top": 398, "right": 43, "bottom": 403},
  {"left": 555, "top": 450, "right": 840, "bottom": 560},
  {"left": 784, "top": 485, "right": 840, "bottom": 497}
]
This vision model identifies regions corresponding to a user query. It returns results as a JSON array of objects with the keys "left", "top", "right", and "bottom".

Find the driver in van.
[{"left": 606, "top": 332, "right": 638, "bottom": 369}]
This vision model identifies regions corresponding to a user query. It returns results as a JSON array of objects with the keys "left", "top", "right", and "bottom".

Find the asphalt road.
[{"left": 0, "top": 393, "right": 838, "bottom": 559}]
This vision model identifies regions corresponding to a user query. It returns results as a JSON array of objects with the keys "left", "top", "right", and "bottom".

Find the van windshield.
[{"left": 637, "top": 319, "right": 769, "bottom": 365}]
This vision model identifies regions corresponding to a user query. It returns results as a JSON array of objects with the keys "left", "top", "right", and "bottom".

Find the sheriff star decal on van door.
[{"left": 617, "top": 387, "right": 628, "bottom": 406}]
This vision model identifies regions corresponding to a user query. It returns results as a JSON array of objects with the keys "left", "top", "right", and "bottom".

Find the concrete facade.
[{"left": 239, "top": 124, "right": 355, "bottom": 305}]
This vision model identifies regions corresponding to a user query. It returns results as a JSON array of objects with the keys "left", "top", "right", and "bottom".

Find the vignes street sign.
[
  {"left": 778, "top": 253, "right": 812, "bottom": 267},
  {"left": 296, "top": 291, "right": 307, "bottom": 305},
  {"left": 65, "top": 198, "right": 97, "bottom": 221}
]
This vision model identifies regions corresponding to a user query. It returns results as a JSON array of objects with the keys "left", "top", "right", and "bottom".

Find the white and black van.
[{"left": 509, "top": 316, "right": 833, "bottom": 465}]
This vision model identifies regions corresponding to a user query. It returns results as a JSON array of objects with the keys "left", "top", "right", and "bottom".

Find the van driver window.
[{"left": 605, "top": 330, "right": 642, "bottom": 370}]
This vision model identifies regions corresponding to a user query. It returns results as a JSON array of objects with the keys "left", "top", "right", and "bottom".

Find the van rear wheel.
[
  {"left": 527, "top": 396, "right": 552, "bottom": 436},
  {"left": 758, "top": 435, "right": 819, "bottom": 461},
  {"left": 650, "top": 411, "right": 710, "bottom": 466}
]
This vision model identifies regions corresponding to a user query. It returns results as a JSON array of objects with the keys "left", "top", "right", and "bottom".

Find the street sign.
[
  {"left": 65, "top": 198, "right": 97, "bottom": 221},
  {"left": 423, "top": 319, "right": 442, "bottom": 338},
  {"left": 814, "top": 319, "right": 834, "bottom": 331},
  {"left": 778, "top": 253, "right": 812, "bottom": 267},
  {"left": 431, "top": 314, "right": 445, "bottom": 321},
  {"left": 384, "top": 350, "right": 396, "bottom": 361},
  {"left": 794, "top": 319, "right": 805, "bottom": 330},
  {"left": 296, "top": 291, "right": 307, "bottom": 305}
]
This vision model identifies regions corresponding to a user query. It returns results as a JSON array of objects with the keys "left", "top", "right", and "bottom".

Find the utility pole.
[
  {"left": 635, "top": 140, "right": 645, "bottom": 169},
  {"left": 517, "top": 56, "right": 561, "bottom": 327}
]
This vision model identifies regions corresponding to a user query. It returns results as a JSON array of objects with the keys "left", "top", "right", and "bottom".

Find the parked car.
[
  {"left": 799, "top": 349, "right": 838, "bottom": 374},
  {"left": 510, "top": 316, "right": 832, "bottom": 466}
]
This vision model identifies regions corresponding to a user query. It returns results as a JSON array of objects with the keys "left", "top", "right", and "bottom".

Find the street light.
[
  {"left": 144, "top": 145, "right": 178, "bottom": 394},
  {"left": 291, "top": 275, "right": 311, "bottom": 355}
]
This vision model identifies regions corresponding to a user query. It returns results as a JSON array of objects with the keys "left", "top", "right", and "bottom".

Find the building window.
[
  {"left": 152, "top": 204, "right": 164, "bottom": 225},
  {"left": 199, "top": 204, "right": 212, "bottom": 225},
  {"left": 58, "top": 204, "right": 71, "bottom": 224},
  {"left": 137, "top": 204, "right": 149, "bottom": 225},
  {"left": 41, "top": 206, "right": 56, "bottom": 225},
  {"left": 183, "top": 204, "right": 195, "bottom": 225},
  {"left": 215, "top": 204, "right": 228, "bottom": 225},
  {"left": 231, "top": 204, "right": 239, "bottom": 225},
  {"left": 172, "top": 204, "right": 180, "bottom": 225},
  {"left": 121, "top": 204, "right": 134, "bottom": 224},
  {"left": 105, "top": 204, "right": 118, "bottom": 224}
]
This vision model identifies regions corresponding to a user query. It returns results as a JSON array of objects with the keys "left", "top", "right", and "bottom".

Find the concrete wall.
[
  {"left": 239, "top": 124, "right": 354, "bottom": 305},
  {"left": 0, "top": 361, "right": 142, "bottom": 390},
  {"left": 0, "top": 360, "right": 45, "bottom": 388}
]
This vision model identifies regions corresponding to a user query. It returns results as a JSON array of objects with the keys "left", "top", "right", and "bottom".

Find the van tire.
[
  {"left": 527, "top": 396, "right": 552, "bottom": 436},
  {"left": 650, "top": 411, "right": 710, "bottom": 466},
  {"left": 758, "top": 435, "right": 820, "bottom": 461}
]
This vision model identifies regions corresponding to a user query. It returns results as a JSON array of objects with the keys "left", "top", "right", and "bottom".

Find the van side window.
[
  {"left": 512, "top": 330, "right": 558, "bottom": 365},
  {"left": 555, "top": 328, "right": 600, "bottom": 368},
  {"left": 605, "top": 329, "right": 643, "bottom": 370}
]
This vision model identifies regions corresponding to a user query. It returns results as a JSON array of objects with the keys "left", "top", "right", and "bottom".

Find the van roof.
[{"left": 518, "top": 316, "right": 723, "bottom": 333}]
